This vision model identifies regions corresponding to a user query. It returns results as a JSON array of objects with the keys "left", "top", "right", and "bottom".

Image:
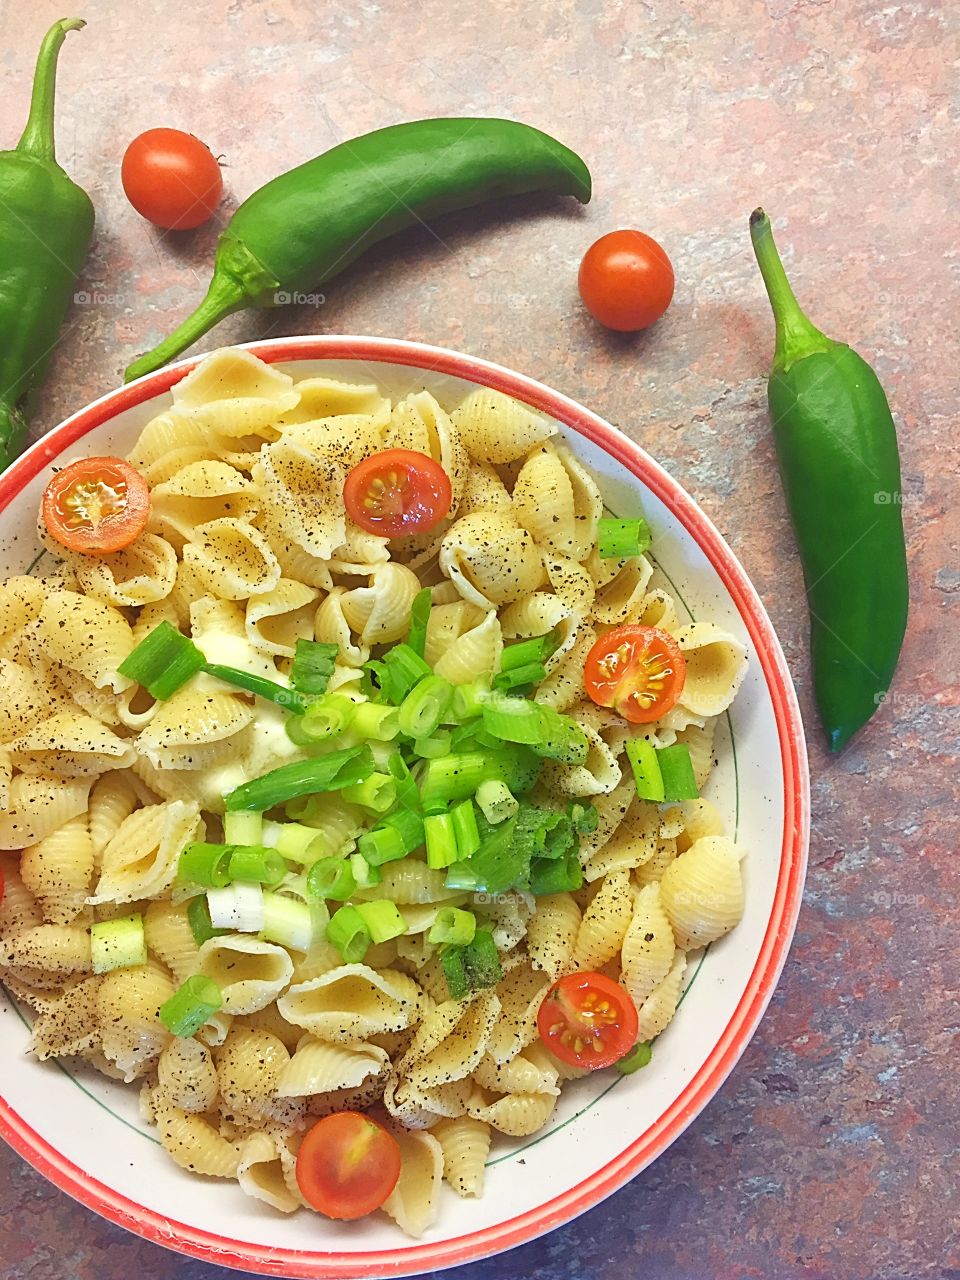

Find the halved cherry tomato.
[
  {"left": 296, "top": 1111, "right": 401, "bottom": 1220},
  {"left": 584, "top": 624, "right": 686, "bottom": 724},
  {"left": 538, "top": 971, "right": 639, "bottom": 1070},
  {"left": 42, "top": 457, "right": 150, "bottom": 556},
  {"left": 121, "top": 129, "right": 223, "bottom": 230},
  {"left": 578, "top": 229, "right": 675, "bottom": 332},
  {"left": 344, "top": 448, "right": 452, "bottom": 538}
]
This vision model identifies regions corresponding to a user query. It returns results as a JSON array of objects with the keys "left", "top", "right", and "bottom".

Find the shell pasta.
[{"left": 0, "top": 348, "right": 748, "bottom": 1237}]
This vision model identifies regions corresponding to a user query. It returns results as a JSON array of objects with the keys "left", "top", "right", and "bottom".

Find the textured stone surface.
[{"left": 1, "top": 1, "right": 957, "bottom": 1277}]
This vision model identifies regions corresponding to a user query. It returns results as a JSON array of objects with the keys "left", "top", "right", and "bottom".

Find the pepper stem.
[
  {"left": 749, "top": 209, "right": 835, "bottom": 373},
  {"left": 17, "top": 18, "right": 86, "bottom": 162},
  {"left": 124, "top": 273, "right": 250, "bottom": 382}
]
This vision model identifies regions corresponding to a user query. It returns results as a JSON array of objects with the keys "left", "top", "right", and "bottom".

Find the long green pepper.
[
  {"left": 126, "top": 118, "right": 591, "bottom": 379},
  {"left": 749, "top": 210, "right": 908, "bottom": 752},
  {"left": 0, "top": 20, "right": 94, "bottom": 468}
]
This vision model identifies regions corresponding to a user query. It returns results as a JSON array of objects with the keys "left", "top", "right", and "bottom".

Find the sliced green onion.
[
  {"left": 615, "top": 1041, "right": 654, "bottom": 1074},
  {"left": 350, "top": 852, "right": 382, "bottom": 889},
  {"left": 223, "top": 811, "right": 263, "bottom": 846},
  {"left": 384, "top": 643, "right": 432, "bottom": 703},
  {"left": 412, "top": 730, "right": 451, "bottom": 759},
  {"left": 419, "top": 752, "right": 487, "bottom": 812},
  {"left": 261, "top": 891, "right": 314, "bottom": 951},
  {"left": 529, "top": 851, "right": 583, "bottom": 895},
  {"left": 187, "top": 895, "right": 227, "bottom": 947},
  {"left": 306, "top": 855, "right": 356, "bottom": 902},
  {"left": 597, "top": 516, "right": 652, "bottom": 559},
  {"left": 342, "top": 773, "right": 397, "bottom": 814},
  {"left": 481, "top": 691, "right": 544, "bottom": 745},
  {"left": 351, "top": 701, "right": 400, "bottom": 742},
  {"left": 406, "top": 587, "right": 432, "bottom": 658},
  {"left": 428, "top": 906, "right": 476, "bottom": 947},
  {"left": 500, "top": 631, "right": 559, "bottom": 672},
  {"left": 327, "top": 905, "right": 372, "bottom": 963},
  {"left": 261, "top": 820, "right": 324, "bottom": 863},
  {"left": 626, "top": 737, "right": 665, "bottom": 802},
  {"left": 354, "top": 900, "right": 406, "bottom": 945},
  {"left": 386, "top": 750, "right": 420, "bottom": 810},
  {"left": 450, "top": 679, "right": 489, "bottom": 722},
  {"left": 160, "top": 975, "right": 223, "bottom": 1038},
  {"left": 450, "top": 798, "right": 481, "bottom": 859},
  {"left": 90, "top": 913, "right": 146, "bottom": 974},
  {"left": 475, "top": 779, "right": 519, "bottom": 825},
  {"left": 492, "top": 662, "right": 547, "bottom": 692},
  {"left": 224, "top": 745, "right": 375, "bottom": 811},
  {"left": 424, "top": 812, "right": 458, "bottom": 870},
  {"left": 227, "top": 845, "right": 288, "bottom": 887},
  {"left": 534, "top": 705, "right": 590, "bottom": 764},
  {"left": 290, "top": 639, "right": 339, "bottom": 695},
  {"left": 286, "top": 694, "right": 357, "bottom": 746},
  {"left": 489, "top": 741, "right": 542, "bottom": 793},
  {"left": 441, "top": 945, "right": 469, "bottom": 1000},
  {"left": 398, "top": 675, "right": 453, "bottom": 739},
  {"left": 202, "top": 663, "right": 310, "bottom": 713},
  {"left": 178, "top": 842, "right": 233, "bottom": 889},
  {"left": 207, "top": 882, "right": 265, "bottom": 931},
  {"left": 657, "top": 743, "right": 699, "bottom": 802},
  {"left": 443, "top": 862, "right": 480, "bottom": 892},
  {"left": 117, "top": 621, "right": 205, "bottom": 700},
  {"left": 358, "top": 808, "right": 425, "bottom": 866},
  {"left": 568, "top": 801, "right": 599, "bottom": 835}
]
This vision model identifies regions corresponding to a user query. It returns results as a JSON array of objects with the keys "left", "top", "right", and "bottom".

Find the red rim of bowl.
[{"left": 0, "top": 336, "right": 810, "bottom": 1278}]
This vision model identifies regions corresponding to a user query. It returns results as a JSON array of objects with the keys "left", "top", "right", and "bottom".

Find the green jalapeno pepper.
[
  {"left": 0, "top": 19, "right": 94, "bottom": 470},
  {"left": 750, "top": 209, "right": 908, "bottom": 752},
  {"left": 125, "top": 118, "right": 591, "bottom": 381}
]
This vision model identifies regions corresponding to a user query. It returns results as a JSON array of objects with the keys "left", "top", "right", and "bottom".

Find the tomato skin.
[
  {"left": 296, "top": 1111, "right": 401, "bottom": 1220},
  {"left": 344, "top": 448, "right": 452, "bottom": 538},
  {"left": 584, "top": 624, "right": 686, "bottom": 724},
  {"left": 42, "top": 457, "right": 150, "bottom": 556},
  {"left": 121, "top": 129, "right": 223, "bottom": 230},
  {"left": 538, "top": 971, "right": 639, "bottom": 1070},
  {"left": 579, "top": 230, "right": 675, "bottom": 331}
]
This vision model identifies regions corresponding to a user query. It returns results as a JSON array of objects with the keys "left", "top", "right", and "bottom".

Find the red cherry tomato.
[
  {"left": 584, "top": 624, "right": 686, "bottom": 724},
  {"left": 538, "top": 971, "right": 639, "bottom": 1070},
  {"left": 42, "top": 457, "right": 150, "bottom": 556},
  {"left": 296, "top": 1111, "right": 401, "bottom": 1220},
  {"left": 579, "top": 230, "right": 675, "bottom": 331},
  {"left": 121, "top": 128, "right": 223, "bottom": 230},
  {"left": 343, "top": 449, "right": 452, "bottom": 538}
]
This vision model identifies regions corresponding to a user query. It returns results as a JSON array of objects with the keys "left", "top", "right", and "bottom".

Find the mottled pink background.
[{"left": 1, "top": 1, "right": 957, "bottom": 1277}]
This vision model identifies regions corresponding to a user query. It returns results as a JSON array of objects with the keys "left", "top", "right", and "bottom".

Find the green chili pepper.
[
  {"left": 749, "top": 209, "right": 908, "bottom": 752},
  {"left": 0, "top": 20, "right": 94, "bottom": 469},
  {"left": 125, "top": 118, "right": 591, "bottom": 380}
]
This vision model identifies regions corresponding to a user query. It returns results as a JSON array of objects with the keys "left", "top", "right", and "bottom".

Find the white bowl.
[{"left": 0, "top": 336, "right": 809, "bottom": 1277}]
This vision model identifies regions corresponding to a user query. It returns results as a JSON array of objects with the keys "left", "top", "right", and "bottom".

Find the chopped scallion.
[
  {"left": 413, "top": 730, "right": 452, "bottom": 759},
  {"left": 160, "top": 975, "right": 223, "bottom": 1038},
  {"left": 450, "top": 798, "right": 481, "bottom": 859},
  {"left": 177, "top": 842, "right": 233, "bottom": 889},
  {"left": 500, "top": 631, "right": 559, "bottom": 672},
  {"left": 529, "top": 850, "right": 583, "bottom": 895},
  {"left": 450, "top": 679, "right": 489, "bottom": 722},
  {"left": 117, "top": 622, "right": 205, "bottom": 700},
  {"left": 286, "top": 693, "right": 357, "bottom": 745},
  {"left": 227, "top": 844, "right": 288, "bottom": 887},
  {"left": 481, "top": 691, "right": 544, "bottom": 745},
  {"left": 424, "top": 812, "right": 459, "bottom": 869},
  {"left": 475, "top": 778, "right": 519, "bottom": 825},
  {"left": 187, "top": 895, "right": 228, "bottom": 947},
  {"left": 290, "top": 639, "right": 339, "bottom": 695},
  {"left": 260, "top": 891, "right": 314, "bottom": 951},
  {"left": 350, "top": 852, "right": 382, "bottom": 889},
  {"left": 224, "top": 745, "right": 375, "bottom": 811},
  {"left": 657, "top": 742, "right": 699, "bottom": 801},
  {"left": 354, "top": 900, "right": 406, "bottom": 945},
  {"left": 306, "top": 855, "right": 356, "bottom": 902},
  {"left": 428, "top": 906, "right": 476, "bottom": 947},
  {"left": 419, "top": 752, "right": 487, "bottom": 812},
  {"left": 615, "top": 1042, "right": 653, "bottom": 1074},
  {"left": 597, "top": 516, "right": 652, "bottom": 559},
  {"left": 342, "top": 772, "right": 397, "bottom": 814},
  {"left": 206, "top": 882, "right": 265, "bottom": 931},
  {"left": 358, "top": 808, "right": 424, "bottom": 866},
  {"left": 223, "top": 811, "right": 263, "bottom": 846},
  {"left": 398, "top": 675, "right": 453, "bottom": 739},
  {"left": 406, "top": 587, "right": 432, "bottom": 658},
  {"left": 626, "top": 737, "right": 665, "bottom": 802},
  {"left": 326, "top": 905, "right": 372, "bottom": 963},
  {"left": 351, "top": 702, "right": 400, "bottom": 742},
  {"left": 90, "top": 913, "right": 146, "bottom": 974},
  {"left": 492, "top": 661, "right": 547, "bottom": 692},
  {"left": 202, "top": 663, "right": 311, "bottom": 713}
]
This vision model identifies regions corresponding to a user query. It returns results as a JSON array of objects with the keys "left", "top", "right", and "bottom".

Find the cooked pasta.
[{"left": 0, "top": 348, "right": 751, "bottom": 1236}]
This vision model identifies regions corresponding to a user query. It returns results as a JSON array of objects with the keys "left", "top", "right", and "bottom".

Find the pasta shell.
[
  {"left": 659, "top": 836, "right": 745, "bottom": 949},
  {"left": 592, "top": 558, "right": 654, "bottom": 625},
  {"left": 635, "top": 950, "right": 687, "bottom": 1041},
  {"left": 450, "top": 387, "right": 556, "bottom": 463},
  {"left": 170, "top": 348, "right": 299, "bottom": 437},
  {"left": 573, "top": 869, "right": 634, "bottom": 969},
  {"left": 143, "top": 899, "right": 201, "bottom": 984},
  {"left": 403, "top": 993, "right": 500, "bottom": 1092},
  {"left": 313, "top": 589, "right": 368, "bottom": 668},
  {"left": 0, "top": 659, "right": 56, "bottom": 743},
  {"left": 340, "top": 562, "right": 422, "bottom": 646},
  {"left": 35, "top": 591, "right": 134, "bottom": 692},
  {"left": 277, "top": 965, "right": 421, "bottom": 1041},
  {"left": 90, "top": 800, "right": 202, "bottom": 904},
  {"left": 275, "top": 1038, "right": 389, "bottom": 1097},
  {"left": 423, "top": 600, "right": 486, "bottom": 668},
  {"left": 381, "top": 1127, "right": 444, "bottom": 1237},
  {"left": 541, "top": 722, "right": 622, "bottom": 796},
  {"left": 486, "top": 964, "right": 550, "bottom": 1064},
  {"left": 97, "top": 961, "right": 175, "bottom": 1081},
  {"left": 244, "top": 579, "right": 318, "bottom": 657},
  {"left": 673, "top": 623, "right": 748, "bottom": 717},
  {"left": 237, "top": 1132, "right": 300, "bottom": 1212},
  {"left": 675, "top": 718, "right": 718, "bottom": 790},
  {"left": 457, "top": 461, "right": 513, "bottom": 518},
  {"left": 0, "top": 855, "right": 43, "bottom": 933},
  {"left": 157, "top": 1037, "right": 219, "bottom": 1113},
  {"left": 0, "top": 575, "right": 46, "bottom": 638},
  {"left": 620, "top": 882, "right": 676, "bottom": 1005},
  {"left": 20, "top": 816, "right": 94, "bottom": 925},
  {"left": 151, "top": 1093, "right": 241, "bottom": 1177},
  {"left": 433, "top": 1115, "right": 490, "bottom": 1198},
  {"left": 433, "top": 610, "right": 502, "bottom": 685},
  {"left": 198, "top": 938, "right": 295, "bottom": 1016},
  {"left": 151, "top": 461, "right": 260, "bottom": 549},
  {"left": 0, "top": 774, "right": 91, "bottom": 850},
  {"left": 216, "top": 1027, "right": 301, "bottom": 1126},
  {"left": 387, "top": 391, "right": 469, "bottom": 516},
  {"left": 252, "top": 436, "right": 346, "bottom": 558},
  {"left": 182, "top": 518, "right": 281, "bottom": 600},
  {"left": 9, "top": 711, "right": 136, "bottom": 778},
  {"left": 353, "top": 859, "right": 461, "bottom": 905},
  {"left": 543, "top": 554, "right": 596, "bottom": 614},
  {"left": 526, "top": 892, "right": 581, "bottom": 979},
  {"left": 467, "top": 1088, "right": 557, "bottom": 1137},
  {"left": 2, "top": 923, "right": 91, "bottom": 974},
  {"left": 136, "top": 688, "right": 253, "bottom": 770},
  {"left": 278, "top": 374, "right": 388, "bottom": 422},
  {"left": 513, "top": 443, "right": 601, "bottom": 559},
  {"left": 439, "top": 512, "right": 545, "bottom": 607},
  {"left": 26, "top": 974, "right": 101, "bottom": 1060}
]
